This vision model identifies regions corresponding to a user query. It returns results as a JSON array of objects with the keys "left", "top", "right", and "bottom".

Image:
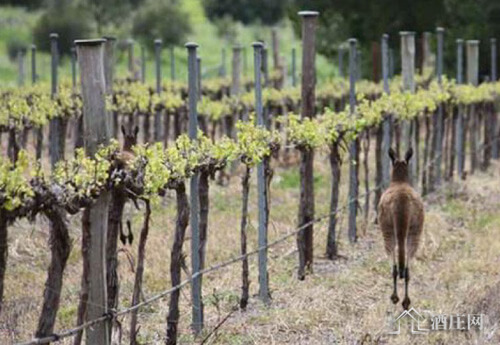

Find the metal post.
[
  {"left": 186, "top": 42, "right": 203, "bottom": 334},
  {"left": 253, "top": 41, "right": 270, "bottom": 303},
  {"left": 154, "top": 39, "right": 163, "bottom": 142},
  {"left": 197, "top": 57, "right": 202, "bottom": 100},
  {"left": 456, "top": 39, "right": 465, "bottom": 178},
  {"left": 292, "top": 47, "right": 297, "bottom": 87},
  {"left": 347, "top": 38, "right": 358, "bottom": 243},
  {"left": 75, "top": 38, "right": 110, "bottom": 345},
  {"left": 381, "top": 34, "right": 392, "bottom": 190},
  {"left": 31, "top": 44, "right": 36, "bottom": 84},
  {"left": 170, "top": 46, "right": 175, "bottom": 81}
]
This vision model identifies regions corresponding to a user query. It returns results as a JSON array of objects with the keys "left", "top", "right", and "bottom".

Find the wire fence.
[{"left": 15, "top": 131, "right": 498, "bottom": 345}]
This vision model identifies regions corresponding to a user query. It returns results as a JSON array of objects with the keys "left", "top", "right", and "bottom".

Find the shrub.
[
  {"left": 6, "top": 37, "right": 28, "bottom": 62},
  {"left": 132, "top": 0, "right": 191, "bottom": 51},
  {"left": 32, "top": 6, "right": 92, "bottom": 57}
]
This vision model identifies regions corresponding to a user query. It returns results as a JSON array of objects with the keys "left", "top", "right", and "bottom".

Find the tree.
[
  {"left": 203, "top": 0, "right": 289, "bottom": 26},
  {"left": 132, "top": 0, "right": 191, "bottom": 50}
]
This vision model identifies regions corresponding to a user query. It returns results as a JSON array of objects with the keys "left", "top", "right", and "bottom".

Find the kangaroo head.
[
  {"left": 121, "top": 125, "right": 138, "bottom": 151},
  {"left": 389, "top": 147, "right": 413, "bottom": 182}
]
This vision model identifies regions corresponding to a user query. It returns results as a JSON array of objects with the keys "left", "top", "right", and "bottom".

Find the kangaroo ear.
[
  {"left": 134, "top": 125, "right": 139, "bottom": 138},
  {"left": 405, "top": 147, "right": 413, "bottom": 163},
  {"left": 121, "top": 125, "right": 126, "bottom": 137},
  {"left": 388, "top": 148, "right": 397, "bottom": 163}
]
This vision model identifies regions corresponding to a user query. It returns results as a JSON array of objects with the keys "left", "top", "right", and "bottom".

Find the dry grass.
[{"left": 1, "top": 151, "right": 500, "bottom": 345}]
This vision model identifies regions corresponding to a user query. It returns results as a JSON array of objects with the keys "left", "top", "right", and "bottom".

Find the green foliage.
[
  {"left": 6, "top": 37, "right": 28, "bottom": 62},
  {"left": 132, "top": 0, "right": 192, "bottom": 50},
  {"left": 203, "top": 0, "right": 289, "bottom": 26},
  {"left": 0, "top": 0, "right": 43, "bottom": 9},
  {"left": 32, "top": 6, "right": 92, "bottom": 57}
]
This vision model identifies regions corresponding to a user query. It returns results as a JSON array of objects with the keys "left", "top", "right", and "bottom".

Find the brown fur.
[
  {"left": 377, "top": 147, "right": 424, "bottom": 309},
  {"left": 116, "top": 125, "right": 138, "bottom": 168}
]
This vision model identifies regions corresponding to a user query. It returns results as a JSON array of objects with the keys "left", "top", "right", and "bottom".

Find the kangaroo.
[
  {"left": 116, "top": 125, "right": 139, "bottom": 245},
  {"left": 378, "top": 147, "right": 424, "bottom": 310},
  {"left": 116, "top": 125, "right": 139, "bottom": 169}
]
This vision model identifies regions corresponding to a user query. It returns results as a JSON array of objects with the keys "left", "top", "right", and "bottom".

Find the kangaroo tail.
[{"left": 394, "top": 196, "right": 409, "bottom": 279}]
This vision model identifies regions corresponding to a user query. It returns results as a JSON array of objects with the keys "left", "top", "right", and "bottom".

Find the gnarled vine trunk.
[
  {"left": 36, "top": 206, "right": 72, "bottom": 338},
  {"left": 166, "top": 182, "right": 189, "bottom": 345}
]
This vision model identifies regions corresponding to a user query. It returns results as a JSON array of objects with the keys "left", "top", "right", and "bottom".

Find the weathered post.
[
  {"left": 31, "top": 44, "right": 37, "bottom": 84},
  {"left": 262, "top": 46, "right": 269, "bottom": 87},
  {"left": 186, "top": 42, "right": 203, "bottom": 335},
  {"left": 49, "top": 33, "right": 65, "bottom": 168},
  {"left": 154, "top": 39, "right": 163, "bottom": 142},
  {"left": 456, "top": 39, "right": 465, "bottom": 179},
  {"left": 219, "top": 48, "right": 226, "bottom": 77},
  {"left": 292, "top": 47, "right": 297, "bottom": 87},
  {"left": 76, "top": 38, "right": 110, "bottom": 345},
  {"left": 297, "top": 10, "right": 318, "bottom": 280},
  {"left": 127, "top": 39, "right": 134, "bottom": 78},
  {"left": 400, "top": 32, "right": 417, "bottom": 185},
  {"left": 170, "top": 46, "right": 176, "bottom": 81},
  {"left": 381, "top": 34, "right": 392, "bottom": 191},
  {"left": 17, "top": 49, "right": 25, "bottom": 87},
  {"left": 422, "top": 32, "right": 432, "bottom": 72},
  {"left": 347, "top": 38, "right": 359, "bottom": 243},
  {"left": 71, "top": 46, "right": 77, "bottom": 90},
  {"left": 435, "top": 27, "right": 445, "bottom": 185},
  {"left": 232, "top": 45, "right": 242, "bottom": 97},
  {"left": 490, "top": 38, "right": 498, "bottom": 160},
  {"left": 357, "top": 48, "right": 362, "bottom": 81},
  {"left": 252, "top": 41, "right": 270, "bottom": 302},
  {"left": 103, "top": 37, "right": 115, "bottom": 136},
  {"left": 141, "top": 45, "right": 146, "bottom": 83},
  {"left": 466, "top": 40, "right": 479, "bottom": 174}
]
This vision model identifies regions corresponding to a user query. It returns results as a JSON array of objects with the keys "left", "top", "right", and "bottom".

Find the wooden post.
[
  {"left": 141, "top": 45, "right": 146, "bottom": 83},
  {"left": 491, "top": 38, "right": 498, "bottom": 160},
  {"left": 71, "top": 47, "right": 77, "bottom": 90},
  {"left": 49, "top": 33, "right": 65, "bottom": 169},
  {"left": 17, "top": 49, "right": 25, "bottom": 87},
  {"left": 219, "top": 48, "right": 226, "bottom": 77},
  {"left": 372, "top": 41, "right": 380, "bottom": 82},
  {"left": 435, "top": 27, "right": 445, "bottom": 185},
  {"left": 231, "top": 45, "right": 242, "bottom": 97},
  {"left": 456, "top": 39, "right": 465, "bottom": 179},
  {"left": 170, "top": 46, "right": 176, "bottom": 81},
  {"left": 154, "top": 39, "right": 163, "bottom": 142},
  {"left": 466, "top": 40, "right": 479, "bottom": 174},
  {"left": 127, "top": 39, "right": 134, "bottom": 78},
  {"left": 347, "top": 38, "right": 359, "bottom": 243},
  {"left": 103, "top": 37, "right": 115, "bottom": 136},
  {"left": 297, "top": 10, "right": 318, "bottom": 279},
  {"left": 400, "top": 32, "right": 417, "bottom": 186},
  {"left": 262, "top": 47, "right": 269, "bottom": 87},
  {"left": 253, "top": 42, "right": 270, "bottom": 302},
  {"left": 357, "top": 48, "right": 362, "bottom": 81},
  {"left": 31, "top": 44, "right": 37, "bottom": 84},
  {"left": 422, "top": 32, "right": 432, "bottom": 72},
  {"left": 186, "top": 42, "right": 203, "bottom": 335},
  {"left": 381, "top": 34, "right": 392, "bottom": 191},
  {"left": 292, "top": 47, "right": 297, "bottom": 86},
  {"left": 76, "top": 38, "right": 110, "bottom": 345}
]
